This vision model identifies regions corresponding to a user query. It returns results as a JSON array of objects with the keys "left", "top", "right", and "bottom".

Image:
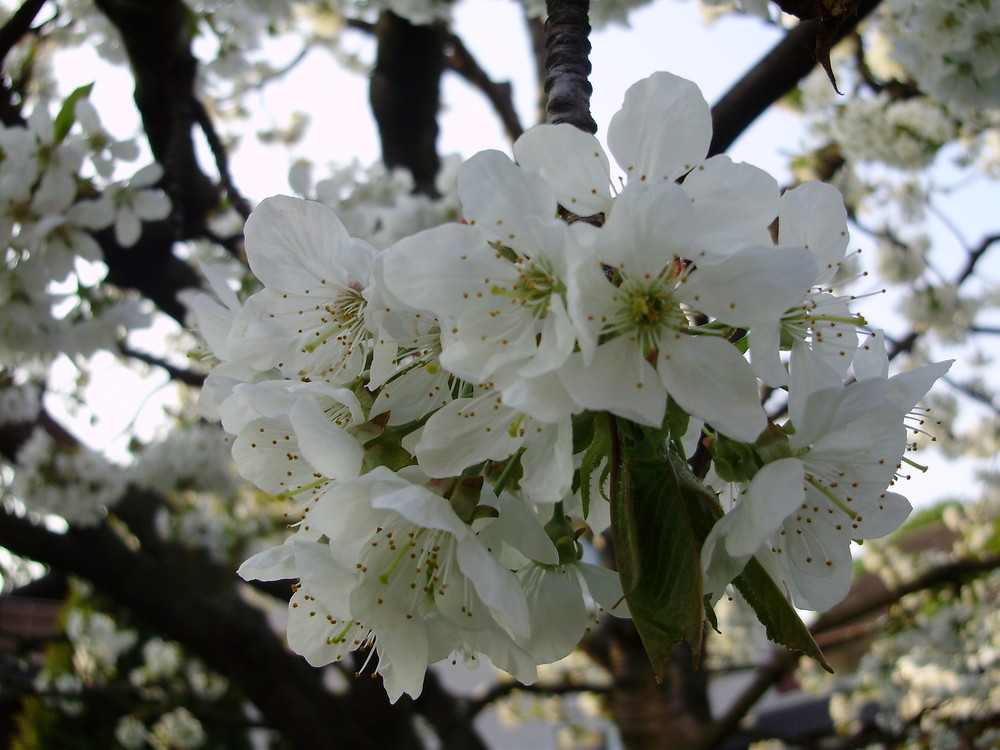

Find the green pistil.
[
  {"left": 275, "top": 477, "right": 329, "bottom": 501},
  {"left": 507, "top": 413, "right": 525, "bottom": 438},
  {"left": 303, "top": 295, "right": 366, "bottom": 354},
  {"left": 491, "top": 261, "right": 565, "bottom": 316},
  {"left": 806, "top": 475, "right": 858, "bottom": 520},
  {"left": 608, "top": 277, "right": 683, "bottom": 355},
  {"left": 378, "top": 528, "right": 426, "bottom": 585},
  {"left": 812, "top": 313, "right": 867, "bottom": 326},
  {"left": 330, "top": 620, "right": 353, "bottom": 645}
]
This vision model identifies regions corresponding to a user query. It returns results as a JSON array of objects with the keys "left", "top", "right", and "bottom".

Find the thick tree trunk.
[{"left": 370, "top": 11, "right": 447, "bottom": 197}]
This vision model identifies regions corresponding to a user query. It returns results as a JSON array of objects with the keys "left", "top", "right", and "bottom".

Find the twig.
[
  {"left": 522, "top": 8, "right": 548, "bottom": 126},
  {"left": 467, "top": 678, "right": 611, "bottom": 717},
  {"left": 193, "top": 98, "right": 253, "bottom": 221},
  {"left": 942, "top": 375, "right": 1000, "bottom": 416},
  {"left": 119, "top": 344, "right": 206, "bottom": 388},
  {"left": 955, "top": 232, "right": 1000, "bottom": 285},
  {"left": 445, "top": 33, "right": 524, "bottom": 141}
]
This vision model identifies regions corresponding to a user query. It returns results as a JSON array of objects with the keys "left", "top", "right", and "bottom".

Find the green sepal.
[
  {"left": 471, "top": 503, "right": 500, "bottom": 521},
  {"left": 54, "top": 83, "right": 94, "bottom": 144},
  {"left": 571, "top": 410, "right": 597, "bottom": 454},
  {"left": 754, "top": 423, "right": 793, "bottom": 465},
  {"left": 427, "top": 475, "right": 484, "bottom": 524},
  {"left": 578, "top": 411, "right": 613, "bottom": 519},
  {"left": 707, "top": 434, "right": 759, "bottom": 484},
  {"left": 665, "top": 396, "right": 690, "bottom": 455},
  {"left": 358, "top": 416, "right": 415, "bottom": 474}
]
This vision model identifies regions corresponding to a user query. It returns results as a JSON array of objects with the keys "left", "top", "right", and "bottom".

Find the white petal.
[
  {"left": 561, "top": 342, "right": 667, "bottom": 427},
  {"left": 115, "top": 206, "right": 142, "bottom": 247},
  {"left": 381, "top": 223, "right": 494, "bottom": 316},
  {"left": 725, "top": 458, "right": 805, "bottom": 557},
  {"left": 658, "top": 335, "right": 766, "bottom": 442},
  {"left": 289, "top": 398, "right": 363, "bottom": 482},
  {"left": 518, "top": 565, "right": 586, "bottom": 663},
  {"left": 852, "top": 330, "right": 889, "bottom": 381},
  {"left": 238, "top": 542, "right": 299, "bottom": 581},
  {"left": 132, "top": 189, "right": 172, "bottom": 221},
  {"left": 370, "top": 616, "right": 429, "bottom": 702},
  {"left": 596, "top": 181, "right": 695, "bottom": 274},
  {"left": 778, "top": 181, "right": 850, "bottom": 286},
  {"left": 482, "top": 493, "right": 559, "bottom": 565},
  {"left": 679, "top": 245, "right": 816, "bottom": 326},
  {"left": 513, "top": 124, "right": 613, "bottom": 216},
  {"left": 518, "top": 417, "right": 575, "bottom": 504},
  {"left": 243, "top": 195, "right": 354, "bottom": 291},
  {"left": 607, "top": 71, "right": 711, "bottom": 183},
  {"left": 885, "top": 359, "right": 953, "bottom": 413},
  {"left": 130, "top": 162, "right": 164, "bottom": 188},
  {"left": 415, "top": 395, "right": 521, "bottom": 478},
  {"left": 852, "top": 491, "right": 911, "bottom": 539},
  {"left": 458, "top": 149, "right": 557, "bottom": 242},
  {"left": 576, "top": 563, "right": 628, "bottom": 616},
  {"left": 682, "top": 156, "right": 778, "bottom": 258},
  {"left": 748, "top": 322, "right": 788, "bottom": 387},
  {"left": 456, "top": 539, "right": 531, "bottom": 637}
]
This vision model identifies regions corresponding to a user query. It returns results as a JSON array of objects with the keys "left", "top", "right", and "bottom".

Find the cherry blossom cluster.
[
  {"left": 0, "top": 100, "right": 170, "bottom": 365},
  {"left": 195, "top": 71, "right": 949, "bottom": 701},
  {"left": 796, "top": 491, "right": 1000, "bottom": 749},
  {"left": 877, "top": 0, "right": 1000, "bottom": 113}
]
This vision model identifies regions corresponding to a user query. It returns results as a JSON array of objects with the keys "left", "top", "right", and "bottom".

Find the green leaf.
[
  {"left": 732, "top": 556, "right": 832, "bottom": 672},
  {"left": 664, "top": 396, "right": 689, "bottom": 455},
  {"left": 611, "top": 432, "right": 717, "bottom": 678},
  {"left": 578, "top": 412, "right": 612, "bottom": 519},
  {"left": 54, "top": 83, "right": 94, "bottom": 144}
]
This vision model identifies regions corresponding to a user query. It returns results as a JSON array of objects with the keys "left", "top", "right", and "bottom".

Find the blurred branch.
[
  {"left": 446, "top": 32, "right": 524, "bottom": 141},
  {"left": 192, "top": 99, "right": 253, "bottom": 221},
  {"left": 0, "top": 0, "right": 45, "bottom": 64},
  {"left": 709, "top": 0, "right": 883, "bottom": 156},
  {"left": 523, "top": 9, "right": 549, "bottom": 126},
  {"left": 118, "top": 344, "right": 206, "bottom": 388},
  {"left": 942, "top": 375, "right": 1000, "bottom": 416},
  {"left": 0, "top": 509, "right": 365, "bottom": 749},
  {"left": 411, "top": 670, "right": 491, "bottom": 749},
  {"left": 701, "top": 553, "right": 1000, "bottom": 749},
  {"left": 467, "top": 676, "right": 612, "bottom": 717},
  {"left": 0, "top": 404, "right": 483, "bottom": 749},
  {"left": 956, "top": 232, "right": 1000, "bottom": 285}
]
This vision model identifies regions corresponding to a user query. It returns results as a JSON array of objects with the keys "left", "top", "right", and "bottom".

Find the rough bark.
[
  {"left": 709, "top": 0, "right": 884, "bottom": 156},
  {"left": 542, "top": 0, "right": 596, "bottom": 133}
]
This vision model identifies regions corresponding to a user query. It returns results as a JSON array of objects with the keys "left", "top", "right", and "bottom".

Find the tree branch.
[
  {"left": 542, "top": 0, "right": 596, "bottom": 133},
  {"left": 0, "top": 509, "right": 366, "bottom": 750},
  {"left": 446, "top": 32, "right": 524, "bottom": 141},
  {"left": 0, "top": 0, "right": 46, "bottom": 65},
  {"left": 709, "top": 0, "right": 884, "bottom": 156}
]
